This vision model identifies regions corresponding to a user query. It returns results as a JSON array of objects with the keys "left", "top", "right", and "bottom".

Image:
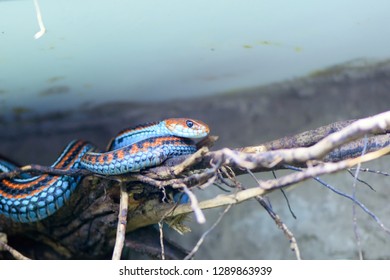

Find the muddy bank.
[{"left": 1, "top": 60, "right": 390, "bottom": 259}]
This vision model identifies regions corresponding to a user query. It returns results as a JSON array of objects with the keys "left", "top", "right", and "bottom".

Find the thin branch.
[
  {"left": 184, "top": 205, "right": 231, "bottom": 260},
  {"left": 112, "top": 183, "right": 129, "bottom": 260},
  {"left": 158, "top": 222, "right": 165, "bottom": 260},
  {"left": 172, "top": 147, "right": 209, "bottom": 176},
  {"left": 246, "top": 169, "right": 300, "bottom": 259},
  {"left": 0, "top": 239, "right": 30, "bottom": 260},
  {"left": 349, "top": 168, "right": 390, "bottom": 177},
  {"left": 33, "top": 0, "right": 46, "bottom": 39},
  {"left": 352, "top": 135, "right": 368, "bottom": 260},
  {"left": 256, "top": 197, "right": 301, "bottom": 260},
  {"left": 271, "top": 170, "right": 297, "bottom": 219},
  {"left": 182, "top": 185, "right": 205, "bottom": 224},
  {"left": 346, "top": 169, "right": 375, "bottom": 191}
]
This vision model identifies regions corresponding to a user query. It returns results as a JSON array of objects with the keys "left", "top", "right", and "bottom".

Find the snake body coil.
[{"left": 0, "top": 118, "right": 209, "bottom": 223}]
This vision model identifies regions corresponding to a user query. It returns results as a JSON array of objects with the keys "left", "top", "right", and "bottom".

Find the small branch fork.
[{"left": 1, "top": 111, "right": 390, "bottom": 259}]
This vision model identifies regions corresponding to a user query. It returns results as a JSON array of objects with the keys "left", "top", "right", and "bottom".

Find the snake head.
[{"left": 164, "top": 118, "right": 210, "bottom": 138}]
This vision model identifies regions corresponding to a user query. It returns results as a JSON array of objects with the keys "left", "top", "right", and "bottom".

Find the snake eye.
[{"left": 186, "top": 120, "right": 194, "bottom": 128}]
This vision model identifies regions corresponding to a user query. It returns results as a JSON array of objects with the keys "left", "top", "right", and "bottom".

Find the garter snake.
[{"left": 0, "top": 118, "right": 209, "bottom": 223}]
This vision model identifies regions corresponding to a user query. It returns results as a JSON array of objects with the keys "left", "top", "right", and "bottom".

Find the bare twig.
[
  {"left": 350, "top": 168, "right": 390, "bottom": 176},
  {"left": 184, "top": 205, "right": 232, "bottom": 260},
  {"left": 352, "top": 135, "right": 368, "bottom": 260},
  {"left": 172, "top": 147, "right": 209, "bottom": 176},
  {"left": 182, "top": 185, "right": 206, "bottom": 224},
  {"left": 256, "top": 197, "right": 301, "bottom": 260},
  {"left": 33, "top": 0, "right": 46, "bottom": 39},
  {"left": 346, "top": 169, "right": 375, "bottom": 191},
  {"left": 158, "top": 222, "right": 165, "bottom": 260},
  {"left": 246, "top": 169, "right": 301, "bottom": 259},
  {"left": 0, "top": 237, "right": 30, "bottom": 260},
  {"left": 112, "top": 183, "right": 129, "bottom": 260},
  {"left": 271, "top": 170, "right": 297, "bottom": 219}
]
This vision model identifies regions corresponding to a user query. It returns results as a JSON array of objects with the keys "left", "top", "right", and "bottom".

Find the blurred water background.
[{"left": 1, "top": 0, "right": 390, "bottom": 119}]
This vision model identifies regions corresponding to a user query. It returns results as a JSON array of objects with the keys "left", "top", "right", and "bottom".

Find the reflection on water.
[{"left": 1, "top": 0, "right": 390, "bottom": 119}]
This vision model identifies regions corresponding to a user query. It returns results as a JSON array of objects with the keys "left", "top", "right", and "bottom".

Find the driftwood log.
[{"left": 1, "top": 111, "right": 390, "bottom": 260}]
